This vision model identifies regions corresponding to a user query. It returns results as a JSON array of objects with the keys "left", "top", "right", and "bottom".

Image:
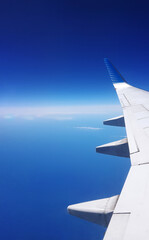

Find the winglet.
[{"left": 104, "top": 58, "right": 127, "bottom": 84}]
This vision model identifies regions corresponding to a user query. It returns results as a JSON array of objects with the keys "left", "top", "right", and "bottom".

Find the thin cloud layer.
[
  {"left": 0, "top": 105, "right": 121, "bottom": 120},
  {"left": 75, "top": 127, "right": 102, "bottom": 130}
]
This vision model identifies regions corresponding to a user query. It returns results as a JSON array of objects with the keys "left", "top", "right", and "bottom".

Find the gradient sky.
[
  {"left": 1, "top": 1, "right": 149, "bottom": 240},
  {"left": 1, "top": 0, "right": 149, "bottom": 107}
]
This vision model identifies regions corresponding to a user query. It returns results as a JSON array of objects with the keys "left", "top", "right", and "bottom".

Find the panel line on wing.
[
  {"left": 138, "top": 116, "right": 149, "bottom": 120},
  {"left": 123, "top": 94, "right": 131, "bottom": 106},
  {"left": 114, "top": 212, "right": 131, "bottom": 215},
  {"left": 130, "top": 150, "right": 140, "bottom": 155},
  {"left": 138, "top": 162, "right": 149, "bottom": 165}
]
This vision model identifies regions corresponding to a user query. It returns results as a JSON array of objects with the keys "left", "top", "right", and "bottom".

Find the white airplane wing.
[{"left": 68, "top": 59, "right": 149, "bottom": 240}]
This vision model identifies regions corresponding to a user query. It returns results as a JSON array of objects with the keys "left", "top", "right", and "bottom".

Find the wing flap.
[
  {"left": 104, "top": 213, "right": 130, "bottom": 240},
  {"left": 104, "top": 164, "right": 149, "bottom": 240}
]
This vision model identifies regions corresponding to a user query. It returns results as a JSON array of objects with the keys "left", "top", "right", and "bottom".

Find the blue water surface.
[{"left": 0, "top": 114, "right": 130, "bottom": 240}]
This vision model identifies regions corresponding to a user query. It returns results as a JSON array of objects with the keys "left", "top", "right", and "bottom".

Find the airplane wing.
[{"left": 68, "top": 59, "right": 149, "bottom": 240}]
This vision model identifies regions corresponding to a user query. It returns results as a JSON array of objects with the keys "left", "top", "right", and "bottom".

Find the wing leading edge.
[{"left": 68, "top": 59, "right": 149, "bottom": 240}]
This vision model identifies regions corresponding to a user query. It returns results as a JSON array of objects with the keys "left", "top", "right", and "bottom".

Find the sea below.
[{"left": 0, "top": 114, "right": 130, "bottom": 240}]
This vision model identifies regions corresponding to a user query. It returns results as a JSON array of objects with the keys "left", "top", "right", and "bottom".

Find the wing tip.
[{"left": 104, "top": 58, "right": 127, "bottom": 84}]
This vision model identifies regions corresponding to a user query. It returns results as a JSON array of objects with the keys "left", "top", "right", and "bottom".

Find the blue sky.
[
  {"left": 1, "top": 0, "right": 149, "bottom": 107},
  {"left": 1, "top": 1, "right": 149, "bottom": 240}
]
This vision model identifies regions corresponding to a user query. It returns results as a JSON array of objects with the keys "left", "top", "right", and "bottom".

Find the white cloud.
[
  {"left": 3, "top": 115, "right": 14, "bottom": 119},
  {"left": 45, "top": 116, "right": 73, "bottom": 120},
  {"left": 75, "top": 127, "right": 102, "bottom": 130},
  {"left": 22, "top": 116, "right": 35, "bottom": 121}
]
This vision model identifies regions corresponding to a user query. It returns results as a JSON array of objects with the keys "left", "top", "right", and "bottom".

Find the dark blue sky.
[{"left": 1, "top": 0, "right": 149, "bottom": 105}]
